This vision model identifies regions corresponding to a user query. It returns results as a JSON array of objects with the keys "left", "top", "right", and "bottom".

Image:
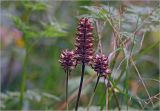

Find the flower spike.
[
  {"left": 59, "top": 49, "right": 77, "bottom": 72},
  {"left": 93, "top": 54, "right": 111, "bottom": 92},
  {"left": 75, "top": 17, "right": 94, "bottom": 111},
  {"left": 59, "top": 49, "right": 77, "bottom": 110},
  {"left": 75, "top": 17, "right": 94, "bottom": 65}
]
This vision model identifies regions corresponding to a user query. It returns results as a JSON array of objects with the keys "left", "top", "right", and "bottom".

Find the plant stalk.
[
  {"left": 106, "top": 87, "right": 108, "bottom": 111},
  {"left": 112, "top": 87, "right": 120, "bottom": 111},
  {"left": 75, "top": 62, "right": 85, "bottom": 111},
  {"left": 66, "top": 70, "right": 69, "bottom": 110},
  {"left": 94, "top": 74, "right": 100, "bottom": 92},
  {"left": 19, "top": 45, "right": 29, "bottom": 109}
]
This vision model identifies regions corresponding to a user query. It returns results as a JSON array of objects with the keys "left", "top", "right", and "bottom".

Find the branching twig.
[
  {"left": 106, "top": 11, "right": 155, "bottom": 108},
  {"left": 134, "top": 7, "right": 159, "bottom": 33},
  {"left": 130, "top": 58, "right": 154, "bottom": 106}
]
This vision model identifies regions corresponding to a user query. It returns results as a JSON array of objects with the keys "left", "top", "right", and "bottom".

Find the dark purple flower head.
[
  {"left": 93, "top": 54, "right": 111, "bottom": 75},
  {"left": 59, "top": 49, "right": 77, "bottom": 72},
  {"left": 75, "top": 17, "right": 94, "bottom": 65}
]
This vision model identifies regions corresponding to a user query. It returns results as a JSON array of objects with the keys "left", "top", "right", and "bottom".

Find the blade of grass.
[
  {"left": 125, "top": 59, "right": 129, "bottom": 110},
  {"left": 87, "top": 92, "right": 95, "bottom": 111},
  {"left": 106, "top": 77, "right": 121, "bottom": 111},
  {"left": 135, "top": 42, "right": 159, "bottom": 59},
  {"left": 111, "top": 86, "right": 120, "bottom": 111},
  {"left": 99, "top": 84, "right": 107, "bottom": 110}
]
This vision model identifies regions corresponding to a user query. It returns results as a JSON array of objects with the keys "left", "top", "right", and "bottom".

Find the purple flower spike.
[
  {"left": 59, "top": 49, "right": 77, "bottom": 72},
  {"left": 93, "top": 54, "right": 111, "bottom": 75},
  {"left": 59, "top": 49, "right": 77, "bottom": 110},
  {"left": 93, "top": 54, "right": 111, "bottom": 92},
  {"left": 75, "top": 17, "right": 94, "bottom": 65}
]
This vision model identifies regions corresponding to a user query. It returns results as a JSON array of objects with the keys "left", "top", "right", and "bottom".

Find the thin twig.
[
  {"left": 129, "top": 15, "right": 140, "bottom": 57},
  {"left": 96, "top": 20, "right": 103, "bottom": 54},
  {"left": 130, "top": 58, "right": 154, "bottom": 106},
  {"left": 136, "top": 95, "right": 144, "bottom": 110},
  {"left": 134, "top": 7, "right": 159, "bottom": 33},
  {"left": 106, "top": 12, "right": 155, "bottom": 108},
  {"left": 113, "top": 57, "right": 126, "bottom": 80},
  {"left": 145, "top": 93, "right": 160, "bottom": 102},
  {"left": 141, "top": 78, "right": 160, "bottom": 83},
  {"left": 139, "top": 32, "right": 145, "bottom": 51}
]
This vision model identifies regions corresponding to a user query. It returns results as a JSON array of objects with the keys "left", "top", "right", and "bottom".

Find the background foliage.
[{"left": 0, "top": 1, "right": 159, "bottom": 110}]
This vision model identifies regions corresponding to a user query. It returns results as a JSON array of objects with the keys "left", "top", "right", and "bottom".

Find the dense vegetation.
[{"left": 1, "top": 1, "right": 159, "bottom": 110}]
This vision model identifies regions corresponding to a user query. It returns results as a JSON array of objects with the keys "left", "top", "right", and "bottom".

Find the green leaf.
[
  {"left": 126, "top": 5, "right": 153, "bottom": 15},
  {"left": 41, "top": 25, "right": 66, "bottom": 37},
  {"left": 80, "top": 6, "right": 108, "bottom": 20},
  {"left": 40, "top": 22, "right": 67, "bottom": 37},
  {"left": 25, "top": 30, "right": 39, "bottom": 38},
  {"left": 41, "top": 92, "right": 61, "bottom": 101},
  {"left": 136, "top": 42, "right": 159, "bottom": 58},
  {"left": 11, "top": 16, "right": 30, "bottom": 31},
  {"left": 23, "top": 2, "right": 48, "bottom": 11}
]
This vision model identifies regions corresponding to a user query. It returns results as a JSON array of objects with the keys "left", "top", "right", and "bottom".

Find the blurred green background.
[{"left": 0, "top": 0, "right": 159, "bottom": 110}]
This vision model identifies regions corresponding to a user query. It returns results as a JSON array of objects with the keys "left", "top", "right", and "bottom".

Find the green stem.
[
  {"left": 75, "top": 62, "right": 85, "bottom": 111},
  {"left": 106, "top": 87, "right": 108, "bottom": 111},
  {"left": 125, "top": 59, "right": 129, "bottom": 110},
  {"left": 19, "top": 44, "right": 29, "bottom": 109},
  {"left": 111, "top": 87, "right": 120, "bottom": 111},
  {"left": 18, "top": 7, "right": 33, "bottom": 110}
]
